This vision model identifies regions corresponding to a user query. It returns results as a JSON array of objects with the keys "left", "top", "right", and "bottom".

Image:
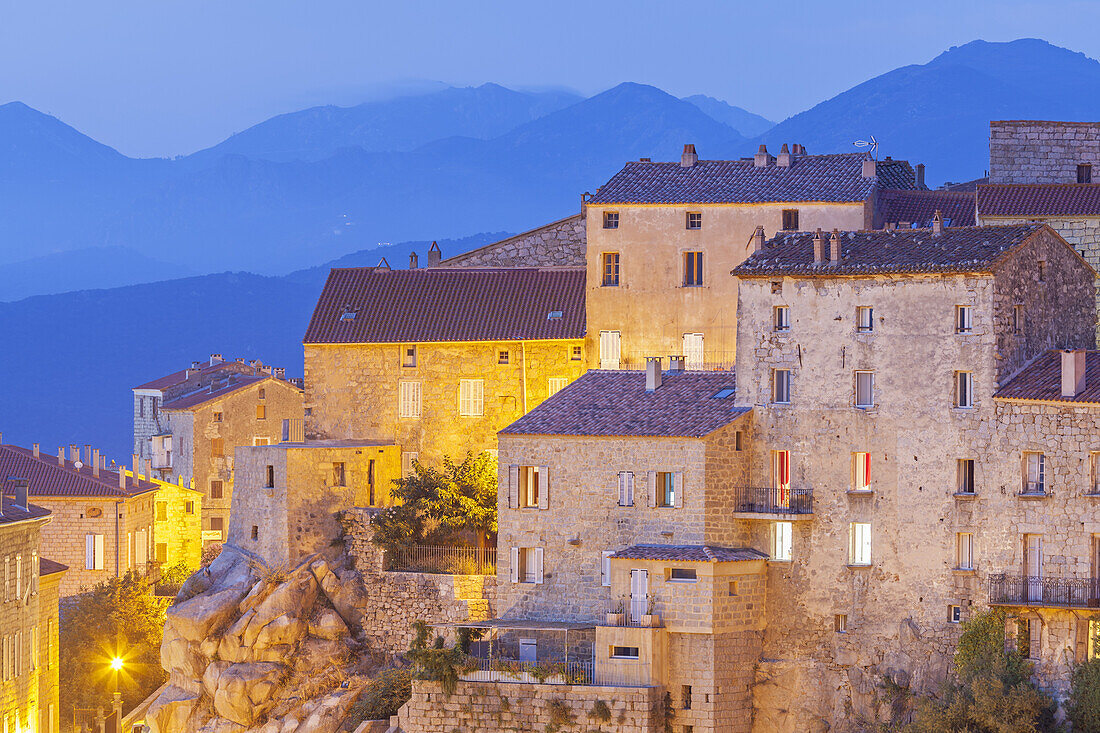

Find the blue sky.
[{"left": 1, "top": 0, "right": 1098, "bottom": 157}]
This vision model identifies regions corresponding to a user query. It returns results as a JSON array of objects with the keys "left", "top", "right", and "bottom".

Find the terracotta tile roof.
[
  {"left": 977, "top": 184, "right": 1100, "bottom": 218},
  {"left": 161, "top": 374, "right": 299, "bottom": 411},
  {"left": 134, "top": 360, "right": 249, "bottom": 391},
  {"left": 878, "top": 189, "right": 975, "bottom": 228},
  {"left": 732, "top": 224, "right": 1045, "bottom": 278},
  {"left": 0, "top": 495, "right": 51, "bottom": 524},
  {"left": 304, "top": 267, "right": 585, "bottom": 344},
  {"left": 610, "top": 545, "right": 768, "bottom": 563},
  {"left": 587, "top": 153, "right": 917, "bottom": 205},
  {"left": 500, "top": 370, "right": 749, "bottom": 438},
  {"left": 0, "top": 445, "right": 158, "bottom": 499},
  {"left": 995, "top": 350, "right": 1100, "bottom": 406},
  {"left": 38, "top": 558, "right": 68, "bottom": 576},
  {"left": 940, "top": 177, "right": 988, "bottom": 193}
]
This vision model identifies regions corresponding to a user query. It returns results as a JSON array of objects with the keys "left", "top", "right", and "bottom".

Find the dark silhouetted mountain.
[
  {"left": 755, "top": 39, "right": 1100, "bottom": 185},
  {"left": 0, "top": 246, "right": 195, "bottom": 302},
  {"left": 195, "top": 83, "right": 583, "bottom": 162},
  {"left": 683, "top": 95, "right": 775, "bottom": 137}
]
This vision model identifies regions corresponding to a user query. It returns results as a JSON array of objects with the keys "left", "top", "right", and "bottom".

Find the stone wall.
[
  {"left": 0, "top": 516, "right": 47, "bottom": 733},
  {"left": 989, "top": 121, "right": 1100, "bottom": 184},
  {"left": 437, "top": 214, "right": 585, "bottom": 268},
  {"left": 397, "top": 679, "right": 664, "bottom": 733}
]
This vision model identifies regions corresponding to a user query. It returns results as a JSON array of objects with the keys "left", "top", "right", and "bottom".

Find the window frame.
[
  {"left": 458, "top": 378, "right": 485, "bottom": 417},
  {"left": 548, "top": 377, "right": 568, "bottom": 396},
  {"left": 655, "top": 471, "right": 676, "bottom": 508},
  {"left": 957, "top": 459, "right": 976, "bottom": 495},
  {"left": 1080, "top": 163, "right": 1093, "bottom": 184},
  {"left": 399, "top": 381, "right": 423, "bottom": 419},
  {"left": 668, "top": 567, "right": 698, "bottom": 582},
  {"left": 956, "top": 371, "right": 974, "bottom": 409},
  {"left": 956, "top": 305, "right": 973, "bottom": 334},
  {"left": 856, "top": 306, "right": 874, "bottom": 333},
  {"left": 772, "top": 368, "right": 792, "bottom": 405},
  {"left": 1023, "top": 451, "right": 1046, "bottom": 495},
  {"left": 602, "top": 210, "right": 620, "bottom": 229},
  {"left": 685, "top": 211, "right": 702, "bottom": 230},
  {"left": 956, "top": 532, "right": 974, "bottom": 570},
  {"left": 683, "top": 251, "right": 704, "bottom": 287},
  {"left": 849, "top": 522, "right": 872, "bottom": 566},
  {"left": 518, "top": 466, "right": 541, "bottom": 509},
  {"left": 402, "top": 345, "right": 418, "bottom": 368},
  {"left": 774, "top": 305, "right": 790, "bottom": 332},
  {"left": 601, "top": 251, "right": 620, "bottom": 287},
  {"left": 771, "top": 521, "right": 793, "bottom": 562},
  {"left": 781, "top": 209, "right": 799, "bottom": 231},
  {"left": 852, "top": 452, "right": 871, "bottom": 492},
  {"left": 618, "top": 471, "right": 635, "bottom": 507},
  {"left": 854, "top": 371, "right": 875, "bottom": 409}
]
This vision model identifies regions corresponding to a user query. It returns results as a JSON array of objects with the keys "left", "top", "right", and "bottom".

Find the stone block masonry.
[
  {"left": 436, "top": 214, "right": 585, "bottom": 268},
  {"left": 990, "top": 121, "right": 1100, "bottom": 184}
]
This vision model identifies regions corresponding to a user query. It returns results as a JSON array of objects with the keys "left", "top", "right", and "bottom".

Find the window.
[
  {"left": 772, "top": 369, "right": 791, "bottom": 404},
  {"left": 957, "top": 459, "right": 976, "bottom": 494},
  {"left": 601, "top": 252, "right": 620, "bottom": 286},
  {"left": 610, "top": 646, "right": 640, "bottom": 659},
  {"left": 772, "top": 521, "right": 792, "bottom": 561},
  {"left": 210, "top": 480, "right": 224, "bottom": 500},
  {"left": 1080, "top": 164, "right": 1093, "bottom": 184},
  {"left": 669, "top": 568, "right": 697, "bottom": 581},
  {"left": 213, "top": 411, "right": 222, "bottom": 422},
  {"left": 402, "top": 452, "right": 418, "bottom": 475},
  {"left": 30, "top": 626, "right": 37, "bottom": 671},
  {"left": 253, "top": 436, "right": 270, "bottom": 446},
  {"left": 155, "top": 502, "right": 167, "bottom": 521},
  {"left": 402, "top": 346, "right": 417, "bottom": 368},
  {"left": 1013, "top": 305, "right": 1024, "bottom": 334},
  {"left": 1037, "top": 260, "right": 1046, "bottom": 282},
  {"left": 251, "top": 525, "right": 259, "bottom": 541},
  {"left": 834, "top": 614, "right": 848, "bottom": 633},
  {"left": 599, "top": 331, "right": 621, "bottom": 370},
  {"left": 618, "top": 471, "right": 635, "bottom": 507},
  {"left": 682, "top": 333, "right": 704, "bottom": 369},
  {"left": 956, "top": 306, "right": 973, "bottom": 334},
  {"left": 571, "top": 345, "right": 582, "bottom": 361},
  {"left": 1024, "top": 452, "right": 1045, "bottom": 494},
  {"left": 332, "top": 462, "right": 346, "bottom": 487},
  {"left": 655, "top": 471, "right": 676, "bottom": 507},
  {"left": 782, "top": 209, "right": 799, "bottom": 231},
  {"left": 185, "top": 501, "right": 194, "bottom": 514},
  {"left": 852, "top": 452, "right": 871, "bottom": 492},
  {"left": 949, "top": 605, "right": 962, "bottom": 624},
  {"left": 1091, "top": 453, "right": 1100, "bottom": 495},
  {"left": 256, "top": 404, "right": 266, "bottom": 420},
  {"left": 211, "top": 438, "right": 224, "bottom": 457},
  {"left": 498, "top": 349, "right": 510, "bottom": 365},
  {"left": 511, "top": 547, "right": 543, "bottom": 584},
  {"left": 729, "top": 580, "right": 738, "bottom": 596},
  {"left": 139, "top": 397, "right": 145, "bottom": 418},
  {"left": 734, "top": 431, "right": 743, "bottom": 451},
  {"left": 258, "top": 387, "right": 266, "bottom": 400},
  {"left": 459, "top": 379, "right": 484, "bottom": 417},
  {"left": 601, "top": 551, "right": 613, "bottom": 587},
  {"left": 774, "top": 306, "right": 790, "bottom": 332},
  {"left": 264, "top": 465, "right": 275, "bottom": 488},
  {"left": 686, "top": 212, "right": 702, "bottom": 230},
  {"left": 85, "top": 534, "right": 105, "bottom": 571},
  {"left": 849, "top": 522, "right": 872, "bottom": 565},
  {"left": 548, "top": 377, "right": 568, "bottom": 396},
  {"left": 155, "top": 543, "right": 168, "bottom": 564},
  {"left": 683, "top": 251, "right": 703, "bottom": 286},
  {"left": 771, "top": 281, "right": 782, "bottom": 295},
  {"left": 518, "top": 466, "right": 543, "bottom": 508},
  {"left": 210, "top": 517, "right": 225, "bottom": 537},
  {"left": 957, "top": 533, "right": 974, "bottom": 570},
  {"left": 854, "top": 371, "right": 874, "bottom": 408},
  {"left": 682, "top": 684, "right": 693, "bottom": 710},
  {"left": 956, "top": 371, "right": 974, "bottom": 408},
  {"left": 14, "top": 555, "right": 20, "bottom": 599},
  {"left": 603, "top": 210, "right": 619, "bottom": 229},
  {"left": 856, "top": 306, "right": 873, "bottom": 333},
  {"left": 399, "top": 382, "right": 422, "bottom": 418},
  {"left": 1017, "top": 618, "right": 1040, "bottom": 659}
]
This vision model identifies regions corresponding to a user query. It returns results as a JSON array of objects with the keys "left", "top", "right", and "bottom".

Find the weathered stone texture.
[
  {"left": 990, "top": 120, "right": 1100, "bottom": 184},
  {"left": 436, "top": 214, "right": 585, "bottom": 268}
]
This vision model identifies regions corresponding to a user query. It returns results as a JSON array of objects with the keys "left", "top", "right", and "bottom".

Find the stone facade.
[
  {"left": 36, "top": 566, "right": 61, "bottom": 733},
  {"left": 437, "top": 214, "right": 585, "bottom": 268},
  {"left": 989, "top": 120, "right": 1100, "bottom": 184},
  {"left": 145, "top": 473, "right": 203, "bottom": 569}
]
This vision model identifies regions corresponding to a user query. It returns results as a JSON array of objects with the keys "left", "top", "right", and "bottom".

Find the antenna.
[{"left": 853, "top": 135, "right": 878, "bottom": 159}]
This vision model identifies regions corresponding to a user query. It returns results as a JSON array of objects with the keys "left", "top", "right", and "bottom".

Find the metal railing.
[
  {"left": 385, "top": 545, "right": 496, "bottom": 575},
  {"left": 461, "top": 657, "right": 595, "bottom": 685},
  {"left": 731, "top": 486, "right": 814, "bottom": 515},
  {"left": 989, "top": 573, "right": 1100, "bottom": 609},
  {"left": 600, "top": 357, "right": 736, "bottom": 372}
]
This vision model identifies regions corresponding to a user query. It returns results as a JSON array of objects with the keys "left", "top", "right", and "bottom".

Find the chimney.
[
  {"left": 132, "top": 454, "right": 139, "bottom": 477},
  {"left": 57, "top": 448, "right": 64, "bottom": 466},
  {"left": 777, "top": 143, "right": 792, "bottom": 168},
  {"left": 210, "top": 354, "right": 223, "bottom": 366},
  {"left": 1062, "top": 350, "right": 1087, "bottom": 398},
  {"left": 813, "top": 228, "right": 826, "bottom": 264},
  {"left": 32, "top": 444, "right": 39, "bottom": 459},
  {"left": 754, "top": 144, "right": 770, "bottom": 168},
  {"left": 680, "top": 144, "right": 698, "bottom": 168},
  {"left": 84, "top": 445, "right": 92, "bottom": 465},
  {"left": 916, "top": 163, "right": 926, "bottom": 189},
  {"left": 273, "top": 367, "right": 286, "bottom": 380},
  {"left": 119, "top": 467, "right": 127, "bottom": 490},
  {"left": 9, "top": 478, "right": 28, "bottom": 513},
  {"left": 862, "top": 157, "right": 876, "bottom": 179},
  {"left": 645, "top": 357, "right": 663, "bottom": 392},
  {"left": 932, "top": 210, "right": 944, "bottom": 236},
  {"left": 409, "top": 251, "right": 419, "bottom": 269},
  {"left": 144, "top": 459, "right": 152, "bottom": 480},
  {"left": 793, "top": 143, "right": 806, "bottom": 155},
  {"left": 751, "top": 226, "right": 766, "bottom": 253},
  {"left": 192, "top": 361, "right": 202, "bottom": 370},
  {"left": 668, "top": 355, "right": 686, "bottom": 372},
  {"left": 93, "top": 449, "right": 100, "bottom": 477},
  {"left": 427, "top": 241, "right": 442, "bottom": 267},
  {"left": 830, "top": 230, "right": 841, "bottom": 264}
]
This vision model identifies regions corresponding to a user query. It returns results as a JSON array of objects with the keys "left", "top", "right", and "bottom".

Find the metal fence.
[
  {"left": 730, "top": 486, "right": 814, "bottom": 516},
  {"left": 989, "top": 573, "right": 1100, "bottom": 609},
  {"left": 385, "top": 545, "right": 496, "bottom": 575},
  {"left": 461, "top": 657, "right": 595, "bottom": 685}
]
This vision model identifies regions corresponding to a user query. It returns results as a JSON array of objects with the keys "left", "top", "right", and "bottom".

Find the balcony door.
[
  {"left": 630, "top": 569, "right": 648, "bottom": 623},
  {"left": 772, "top": 450, "right": 791, "bottom": 509},
  {"left": 1024, "top": 534, "right": 1043, "bottom": 602}
]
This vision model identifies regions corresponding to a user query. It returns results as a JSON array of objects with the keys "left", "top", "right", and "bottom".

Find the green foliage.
[
  {"left": 663, "top": 691, "right": 676, "bottom": 733},
  {"left": 589, "top": 699, "right": 612, "bottom": 723},
  {"left": 60, "top": 572, "right": 169, "bottom": 716},
  {"left": 1068, "top": 657, "right": 1100, "bottom": 732},
  {"left": 406, "top": 620, "right": 477, "bottom": 697},
  {"left": 371, "top": 452, "right": 498, "bottom": 551},
  {"left": 155, "top": 561, "right": 195, "bottom": 597},
  {"left": 544, "top": 698, "right": 575, "bottom": 733},
  {"left": 344, "top": 668, "right": 414, "bottom": 726}
]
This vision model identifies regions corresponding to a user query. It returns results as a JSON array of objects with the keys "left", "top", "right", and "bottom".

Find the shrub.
[
  {"left": 1068, "top": 658, "right": 1100, "bottom": 733},
  {"left": 545, "top": 698, "right": 575, "bottom": 733},
  {"left": 406, "top": 621, "right": 478, "bottom": 697},
  {"left": 155, "top": 561, "right": 195, "bottom": 597},
  {"left": 344, "top": 668, "right": 414, "bottom": 727},
  {"left": 589, "top": 699, "right": 612, "bottom": 723}
]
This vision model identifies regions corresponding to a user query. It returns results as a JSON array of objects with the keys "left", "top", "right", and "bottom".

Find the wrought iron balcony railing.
[
  {"left": 731, "top": 486, "right": 813, "bottom": 516},
  {"left": 989, "top": 573, "right": 1100, "bottom": 609}
]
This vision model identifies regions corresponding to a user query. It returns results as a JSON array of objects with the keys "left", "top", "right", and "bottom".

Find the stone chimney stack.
[
  {"left": 751, "top": 226, "right": 766, "bottom": 253},
  {"left": 754, "top": 145, "right": 770, "bottom": 168},
  {"left": 57, "top": 448, "right": 64, "bottom": 466},
  {"left": 812, "top": 229, "right": 826, "bottom": 264},
  {"left": 132, "top": 455, "right": 139, "bottom": 477},
  {"left": 862, "top": 157, "right": 876, "bottom": 179},
  {"left": 830, "top": 230, "right": 841, "bottom": 263},
  {"left": 10, "top": 478, "right": 28, "bottom": 512},
  {"left": 1062, "top": 349, "right": 1087, "bottom": 398},
  {"left": 210, "top": 353, "right": 223, "bottom": 366},
  {"left": 777, "top": 143, "right": 792, "bottom": 168},
  {"left": 93, "top": 449, "right": 100, "bottom": 477},
  {"left": 645, "top": 357, "right": 663, "bottom": 392},
  {"left": 668, "top": 355, "right": 686, "bottom": 372},
  {"left": 932, "top": 210, "right": 944, "bottom": 236},
  {"left": 119, "top": 467, "right": 127, "bottom": 489},
  {"left": 84, "top": 445, "right": 92, "bottom": 465},
  {"left": 681, "top": 144, "right": 698, "bottom": 168},
  {"left": 409, "top": 251, "right": 418, "bottom": 269},
  {"left": 427, "top": 241, "right": 442, "bottom": 267},
  {"left": 145, "top": 459, "right": 152, "bottom": 480},
  {"left": 916, "top": 163, "right": 926, "bottom": 189},
  {"left": 32, "top": 444, "right": 39, "bottom": 459}
]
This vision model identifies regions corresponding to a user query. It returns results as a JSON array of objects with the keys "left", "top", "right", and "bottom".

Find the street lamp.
[{"left": 109, "top": 657, "right": 124, "bottom": 726}]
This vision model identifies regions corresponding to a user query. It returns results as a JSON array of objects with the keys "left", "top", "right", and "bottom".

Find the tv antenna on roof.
[{"left": 853, "top": 135, "right": 878, "bottom": 159}]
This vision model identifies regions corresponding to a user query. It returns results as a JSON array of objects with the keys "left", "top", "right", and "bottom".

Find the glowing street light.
[{"left": 110, "top": 657, "right": 124, "bottom": 672}]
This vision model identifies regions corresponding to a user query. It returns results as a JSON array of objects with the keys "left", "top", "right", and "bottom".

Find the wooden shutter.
[
  {"left": 538, "top": 466, "right": 549, "bottom": 509},
  {"left": 1076, "top": 617, "right": 1089, "bottom": 663},
  {"left": 626, "top": 472, "right": 634, "bottom": 506},
  {"left": 94, "top": 535, "right": 105, "bottom": 571},
  {"left": 85, "top": 535, "right": 95, "bottom": 570},
  {"left": 509, "top": 548, "right": 519, "bottom": 583},
  {"left": 508, "top": 465, "right": 519, "bottom": 508},
  {"left": 647, "top": 471, "right": 657, "bottom": 507},
  {"left": 618, "top": 473, "right": 626, "bottom": 506},
  {"left": 673, "top": 472, "right": 684, "bottom": 508},
  {"left": 1029, "top": 618, "right": 1041, "bottom": 659},
  {"left": 534, "top": 548, "right": 544, "bottom": 584}
]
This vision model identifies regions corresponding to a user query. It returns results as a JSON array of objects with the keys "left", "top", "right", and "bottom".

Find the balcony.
[
  {"left": 731, "top": 486, "right": 813, "bottom": 520},
  {"left": 989, "top": 573, "right": 1100, "bottom": 609}
]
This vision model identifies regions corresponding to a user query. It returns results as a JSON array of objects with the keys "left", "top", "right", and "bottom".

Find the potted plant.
[
  {"left": 641, "top": 594, "right": 660, "bottom": 627},
  {"left": 606, "top": 597, "right": 626, "bottom": 626}
]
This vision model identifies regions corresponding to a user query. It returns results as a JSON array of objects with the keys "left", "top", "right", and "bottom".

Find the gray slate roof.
[
  {"left": 732, "top": 224, "right": 1046, "bottom": 278},
  {"left": 500, "top": 370, "right": 749, "bottom": 438},
  {"left": 610, "top": 545, "right": 768, "bottom": 562}
]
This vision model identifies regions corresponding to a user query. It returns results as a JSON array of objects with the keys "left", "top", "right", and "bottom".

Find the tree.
[
  {"left": 1067, "top": 655, "right": 1100, "bottom": 732},
  {"left": 371, "top": 452, "right": 497, "bottom": 551},
  {"left": 60, "top": 572, "right": 169, "bottom": 718}
]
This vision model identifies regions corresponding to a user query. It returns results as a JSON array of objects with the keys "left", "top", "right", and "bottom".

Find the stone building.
[
  {"left": 0, "top": 486, "right": 64, "bottom": 733},
  {"left": 583, "top": 143, "right": 922, "bottom": 369},
  {"left": 126, "top": 470, "right": 203, "bottom": 570},
  {"left": 303, "top": 266, "right": 586, "bottom": 467},
  {"left": 434, "top": 214, "right": 586, "bottom": 268},
  {"left": 0, "top": 444, "right": 162, "bottom": 597},
  {"left": 159, "top": 371, "right": 303, "bottom": 548}
]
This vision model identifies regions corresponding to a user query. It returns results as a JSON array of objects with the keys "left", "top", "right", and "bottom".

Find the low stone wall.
[
  {"left": 398, "top": 680, "right": 664, "bottom": 733},
  {"left": 436, "top": 213, "right": 585, "bottom": 268}
]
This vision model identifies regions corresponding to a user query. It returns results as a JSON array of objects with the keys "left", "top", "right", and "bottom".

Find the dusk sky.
[{"left": 3, "top": 0, "right": 1100, "bottom": 157}]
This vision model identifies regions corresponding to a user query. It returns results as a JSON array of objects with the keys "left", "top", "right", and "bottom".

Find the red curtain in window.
[{"left": 774, "top": 451, "right": 791, "bottom": 507}]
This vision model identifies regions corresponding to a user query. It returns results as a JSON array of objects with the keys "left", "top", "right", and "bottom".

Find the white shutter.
[
  {"left": 602, "top": 550, "right": 613, "bottom": 587},
  {"left": 673, "top": 472, "right": 684, "bottom": 508},
  {"left": 538, "top": 466, "right": 550, "bottom": 509},
  {"left": 94, "top": 535, "right": 105, "bottom": 571},
  {"left": 618, "top": 473, "right": 625, "bottom": 506},
  {"left": 647, "top": 471, "right": 657, "bottom": 507},
  {"left": 508, "top": 465, "right": 519, "bottom": 509},
  {"left": 683, "top": 333, "right": 704, "bottom": 369},
  {"left": 534, "top": 548, "right": 544, "bottom": 584},
  {"left": 85, "top": 535, "right": 95, "bottom": 571},
  {"left": 600, "top": 331, "right": 621, "bottom": 369},
  {"left": 136, "top": 529, "right": 148, "bottom": 567},
  {"left": 510, "top": 548, "right": 520, "bottom": 583},
  {"left": 626, "top": 472, "right": 635, "bottom": 506}
]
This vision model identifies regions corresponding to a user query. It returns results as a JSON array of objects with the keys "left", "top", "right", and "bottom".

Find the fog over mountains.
[{"left": 3, "top": 37, "right": 1100, "bottom": 461}]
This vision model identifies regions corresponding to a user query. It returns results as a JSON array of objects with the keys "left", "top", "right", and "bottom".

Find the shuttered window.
[
  {"left": 1024, "top": 452, "right": 1045, "bottom": 494},
  {"left": 849, "top": 523, "right": 872, "bottom": 565},
  {"left": 956, "top": 305, "right": 973, "bottom": 334},
  {"left": 599, "top": 331, "right": 621, "bottom": 370},
  {"left": 682, "top": 333, "right": 704, "bottom": 369},
  {"left": 853, "top": 452, "right": 871, "bottom": 492},
  {"left": 548, "top": 377, "right": 568, "bottom": 396},
  {"left": 399, "top": 381, "right": 422, "bottom": 418},
  {"left": 85, "top": 534, "right": 105, "bottom": 571},
  {"left": 459, "top": 379, "right": 484, "bottom": 417},
  {"left": 602, "top": 550, "right": 613, "bottom": 587},
  {"left": 510, "top": 547, "right": 543, "bottom": 584},
  {"left": 956, "top": 371, "right": 974, "bottom": 408},
  {"left": 618, "top": 472, "right": 635, "bottom": 507}
]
